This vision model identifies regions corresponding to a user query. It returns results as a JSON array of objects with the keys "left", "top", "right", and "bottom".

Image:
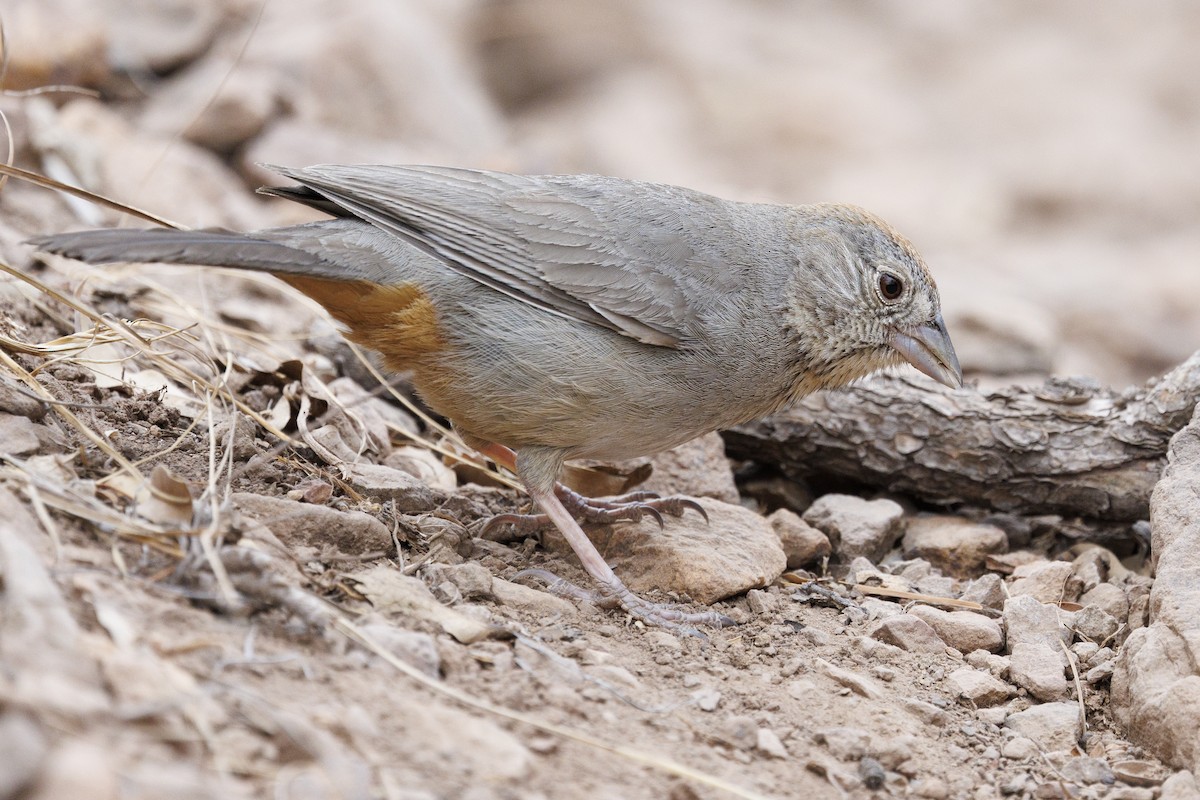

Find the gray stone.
[
  {"left": 1058, "top": 756, "right": 1115, "bottom": 785},
  {"left": 0, "top": 414, "right": 42, "bottom": 456},
  {"left": 1072, "top": 605, "right": 1120, "bottom": 644},
  {"left": 0, "top": 712, "right": 46, "bottom": 799},
  {"left": 1008, "top": 560, "right": 1081, "bottom": 604},
  {"left": 803, "top": 494, "right": 903, "bottom": 562},
  {"left": 902, "top": 515, "right": 1007, "bottom": 577},
  {"left": 1112, "top": 406, "right": 1200, "bottom": 776},
  {"left": 714, "top": 715, "right": 758, "bottom": 750},
  {"left": 814, "top": 726, "right": 871, "bottom": 760},
  {"left": 1161, "top": 770, "right": 1199, "bottom": 800},
  {"left": 1001, "top": 736, "right": 1038, "bottom": 761},
  {"left": 910, "top": 605, "right": 1004, "bottom": 653},
  {"left": 1009, "top": 642, "right": 1068, "bottom": 701},
  {"left": 1004, "top": 702, "right": 1081, "bottom": 753},
  {"left": 768, "top": 508, "right": 832, "bottom": 569},
  {"left": 869, "top": 614, "right": 946, "bottom": 654},
  {"left": 342, "top": 462, "right": 437, "bottom": 513},
  {"left": 1086, "top": 661, "right": 1115, "bottom": 685},
  {"left": 232, "top": 491, "right": 392, "bottom": 555},
  {"left": 947, "top": 667, "right": 1014, "bottom": 707},
  {"left": 960, "top": 573, "right": 1007, "bottom": 609},
  {"left": 1003, "top": 595, "right": 1072, "bottom": 651},
  {"left": 1079, "top": 582, "right": 1130, "bottom": 622},
  {"left": 756, "top": 728, "right": 788, "bottom": 759},
  {"left": 424, "top": 563, "right": 495, "bottom": 601}
]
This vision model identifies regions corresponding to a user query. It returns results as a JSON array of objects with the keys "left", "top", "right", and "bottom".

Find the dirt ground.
[{"left": 1, "top": 3, "right": 1198, "bottom": 799}]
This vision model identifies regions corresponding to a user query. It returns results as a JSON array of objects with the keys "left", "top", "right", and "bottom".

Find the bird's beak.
[{"left": 889, "top": 313, "right": 963, "bottom": 389}]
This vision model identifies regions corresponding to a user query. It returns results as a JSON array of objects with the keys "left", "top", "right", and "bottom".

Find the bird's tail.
[{"left": 28, "top": 228, "right": 333, "bottom": 276}]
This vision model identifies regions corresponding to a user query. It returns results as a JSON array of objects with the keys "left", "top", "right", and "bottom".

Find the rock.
[
  {"left": 814, "top": 726, "right": 871, "bottom": 760},
  {"left": 140, "top": 56, "right": 279, "bottom": 154},
  {"left": 1009, "top": 642, "right": 1069, "bottom": 702},
  {"left": 714, "top": 715, "right": 758, "bottom": 750},
  {"left": 914, "top": 574, "right": 958, "bottom": 599},
  {"left": 1001, "top": 736, "right": 1038, "bottom": 761},
  {"left": 1072, "top": 606, "right": 1120, "bottom": 644},
  {"left": 491, "top": 578, "right": 576, "bottom": 619},
  {"left": 768, "top": 508, "right": 831, "bottom": 569},
  {"left": 424, "top": 563, "right": 494, "bottom": 601},
  {"left": 960, "top": 573, "right": 1007, "bottom": 609},
  {"left": 869, "top": 614, "right": 946, "bottom": 654},
  {"left": 1005, "top": 702, "right": 1081, "bottom": 753},
  {"left": 30, "top": 97, "right": 271, "bottom": 229},
  {"left": 342, "top": 463, "right": 437, "bottom": 513},
  {"left": 1059, "top": 756, "right": 1115, "bottom": 785},
  {"left": 1008, "top": 560, "right": 1081, "bottom": 604},
  {"left": 755, "top": 728, "right": 789, "bottom": 759},
  {"left": 384, "top": 447, "right": 458, "bottom": 492},
  {"left": 0, "top": 379, "right": 47, "bottom": 421},
  {"left": 903, "top": 698, "right": 950, "bottom": 727},
  {"left": 0, "top": 414, "right": 42, "bottom": 456},
  {"left": 0, "top": 712, "right": 46, "bottom": 799},
  {"left": 910, "top": 605, "right": 1004, "bottom": 653},
  {"left": 1, "top": 0, "right": 108, "bottom": 91},
  {"left": 966, "top": 650, "right": 1011, "bottom": 679},
  {"left": 638, "top": 432, "right": 740, "bottom": 504},
  {"left": 947, "top": 667, "right": 1014, "bottom": 707},
  {"left": 23, "top": 740, "right": 118, "bottom": 800},
  {"left": 1079, "top": 582, "right": 1130, "bottom": 622},
  {"left": 802, "top": 494, "right": 903, "bottom": 562},
  {"left": 902, "top": 516, "right": 1007, "bottom": 577},
  {"left": 232, "top": 491, "right": 392, "bottom": 555},
  {"left": 912, "top": 777, "right": 950, "bottom": 799},
  {"left": 1003, "top": 595, "right": 1072, "bottom": 651},
  {"left": 547, "top": 497, "right": 784, "bottom": 604},
  {"left": 1086, "top": 661, "right": 1115, "bottom": 684},
  {"left": 1160, "top": 771, "right": 1199, "bottom": 800},
  {"left": 357, "top": 623, "right": 441, "bottom": 678},
  {"left": 1112, "top": 406, "right": 1200, "bottom": 776}
]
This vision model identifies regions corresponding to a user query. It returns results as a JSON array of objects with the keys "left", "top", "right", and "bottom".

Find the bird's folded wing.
[{"left": 264, "top": 164, "right": 741, "bottom": 347}]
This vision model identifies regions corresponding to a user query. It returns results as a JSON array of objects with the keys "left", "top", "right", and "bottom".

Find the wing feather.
[{"left": 266, "top": 164, "right": 748, "bottom": 347}]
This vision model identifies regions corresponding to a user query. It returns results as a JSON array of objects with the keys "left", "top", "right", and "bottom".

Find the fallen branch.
[{"left": 725, "top": 351, "right": 1200, "bottom": 522}]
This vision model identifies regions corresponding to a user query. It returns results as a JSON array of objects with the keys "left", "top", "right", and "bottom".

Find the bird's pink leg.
[{"left": 517, "top": 482, "right": 734, "bottom": 634}]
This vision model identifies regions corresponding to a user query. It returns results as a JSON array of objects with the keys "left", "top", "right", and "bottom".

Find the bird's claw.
[
  {"left": 482, "top": 483, "right": 707, "bottom": 535},
  {"left": 514, "top": 568, "right": 735, "bottom": 636}
]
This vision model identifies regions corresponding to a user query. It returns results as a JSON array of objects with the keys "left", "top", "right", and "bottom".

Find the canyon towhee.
[{"left": 32, "top": 164, "right": 962, "bottom": 633}]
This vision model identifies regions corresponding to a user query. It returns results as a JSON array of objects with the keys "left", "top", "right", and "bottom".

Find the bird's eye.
[{"left": 878, "top": 273, "right": 904, "bottom": 301}]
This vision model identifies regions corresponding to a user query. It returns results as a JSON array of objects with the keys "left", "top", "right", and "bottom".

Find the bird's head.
[{"left": 785, "top": 204, "right": 963, "bottom": 391}]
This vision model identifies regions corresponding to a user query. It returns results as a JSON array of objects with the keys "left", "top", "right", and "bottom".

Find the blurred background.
[{"left": 4, "top": 0, "right": 1199, "bottom": 386}]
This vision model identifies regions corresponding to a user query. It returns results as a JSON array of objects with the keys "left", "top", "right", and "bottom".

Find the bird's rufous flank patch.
[{"left": 278, "top": 276, "right": 443, "bottom": 369}]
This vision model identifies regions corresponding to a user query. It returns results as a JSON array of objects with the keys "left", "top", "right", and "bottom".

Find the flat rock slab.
[
  {"left": 1005, "top": 702, "right": 1083, "bottom": 754},
  {"left": 546, "top": 497, "right": 786, "bottom": 605},
  {"left": 232, "top": 492, "right": 392, "bottom": 555}
]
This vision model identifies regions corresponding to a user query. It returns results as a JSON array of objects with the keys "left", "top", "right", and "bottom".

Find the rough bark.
[{"left": 724, "top": 351, "right": 1200, "bottom": 522}]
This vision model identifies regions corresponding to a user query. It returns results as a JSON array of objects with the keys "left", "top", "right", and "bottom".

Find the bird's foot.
[
  {"left": 514, "top": 568, "right": 735, "bottom": 636},
  {"left": 481, "top": 484, "right": 707, "bottom": 539}
]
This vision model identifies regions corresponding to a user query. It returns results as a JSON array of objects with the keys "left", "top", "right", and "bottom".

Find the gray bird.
[{"left": 31, "top": 164, "right": 962, "bottom": 633}]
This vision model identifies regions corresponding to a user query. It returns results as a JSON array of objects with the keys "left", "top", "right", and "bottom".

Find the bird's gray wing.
[{"left": 264, "top": 164, "right": 745, "bottom": 347}]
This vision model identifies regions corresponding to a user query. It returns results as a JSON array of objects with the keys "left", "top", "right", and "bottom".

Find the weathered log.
[{"left": 724, "top": 351, "right": 1200, "bottom": 522}]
